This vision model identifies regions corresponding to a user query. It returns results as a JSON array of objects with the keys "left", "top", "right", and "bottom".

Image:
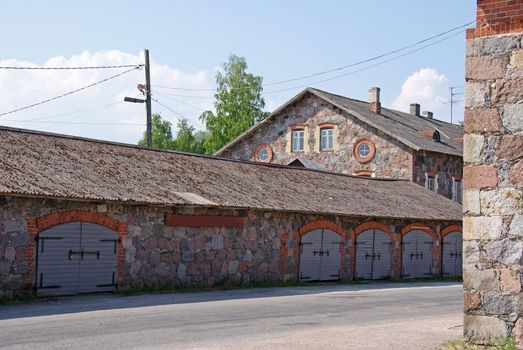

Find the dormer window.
[
  {"left": 291, "top": 129, "right": 305, "bottom": 152},
  {"left": 432, "top": 130, "right": 441, "bottom": 142},
  {"left": 320, "top": 128, "right": 334, "bottom": 150}
]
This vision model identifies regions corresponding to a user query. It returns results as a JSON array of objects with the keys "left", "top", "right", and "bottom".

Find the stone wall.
[
  {"left": 413, "top": 150, "right": 463, "bottom": 199},
  {"left": 463, "top": 0, "right": 523, "bottom": 345},
  {"left": 0, "top": 195, "right": 460, "bottom": 297},
  {"left": 225, "top": 93, "right": 414, "bottom": 180}
]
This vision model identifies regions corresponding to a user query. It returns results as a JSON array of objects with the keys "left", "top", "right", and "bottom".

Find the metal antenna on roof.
[
  {"left": 124, "top": 49, "right": 152, "bottom": 148},
  {"left": 443, "top": 86, "right": 464, "bottom": 124}
]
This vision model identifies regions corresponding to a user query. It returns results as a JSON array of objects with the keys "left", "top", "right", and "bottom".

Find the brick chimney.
[
  {"left": 422, "top": 111, "right": 433, "bottom": 119},
  {"left": 410, "top": 103, "right": 420, "bottom": 116},
  {"left": 368, "top": 87, "right": 381, "bottom": 114}
]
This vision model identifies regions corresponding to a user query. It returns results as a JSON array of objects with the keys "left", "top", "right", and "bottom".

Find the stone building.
[
  {"left": 0, "top": 126, "right": 461, "bottom": 297},
  {"left": 463, "top": 0, "right": 523, "bottom": 346},
  {"left": 216, "top": 87, "right": 464, "bottom": 201}
]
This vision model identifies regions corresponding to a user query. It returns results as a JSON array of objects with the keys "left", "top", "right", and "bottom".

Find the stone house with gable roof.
[{"left": 216, "top": 87, "right": 464, "bottom": 202}]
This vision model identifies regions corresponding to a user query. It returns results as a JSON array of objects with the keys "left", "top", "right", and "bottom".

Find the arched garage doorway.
[
  {"left": 36, "top": 222, "right": 119, "bottom": 296},
  {"left": 441, "top": 225, "right": 463, "bottom": 278},
  {"left": 354, "top": 223, "right": 392, "bottom": 280},
  {"left": 298, "top": 228, "right": 342, "bottom": 282},
  {"left": 401, "top": 225, "right": 434, "bottom": 279}
]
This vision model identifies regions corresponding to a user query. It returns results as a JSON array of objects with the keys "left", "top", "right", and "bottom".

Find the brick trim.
[
  {"left": 353, "top": 170, "right": 374, "bottom": 177},
  {"left": 353, "top": 221, "right": 393, "bottom": 237},
  {"left": 317, "top": 122, "right": 337, "bottom": 128},
  {"left": 401, "top": 223, "right": 434, "bottom": 239},
  {"left": 289, "top": 123, "right": 307, "bottom": 130},
  {"left": 293, "top": 220, "right": 346, "bottom": 279},
  {"left": 165, "top": 214, "right": 244, "bottom": 227},
  {"left": 25, "top": 211, "right": 127, "bottom": 290},
  {"left": 440, "top": 224, "right": 462, "bottom": 238}
]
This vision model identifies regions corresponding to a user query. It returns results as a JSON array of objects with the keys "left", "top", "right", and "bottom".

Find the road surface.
[{"left": 0, "top": 282, "right": 463, "bottom": 350}]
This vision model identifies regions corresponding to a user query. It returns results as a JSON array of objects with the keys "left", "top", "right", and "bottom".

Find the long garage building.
[{"left": 0, "top": 126, "right": 462, "bottom": 297}]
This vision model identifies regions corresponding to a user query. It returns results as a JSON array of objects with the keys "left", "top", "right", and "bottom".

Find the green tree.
[
  {"left": 138, "top": 113, "right": 175, "bottom": 149},
  {"left": 138, "top": 114, "right": 205, "bottom": 153},
  {"left": 172, "top": 118, "right": 206, "bottom": 153},
  {"left": 200, "top": 54, "right": 265, "bottom": 154}
]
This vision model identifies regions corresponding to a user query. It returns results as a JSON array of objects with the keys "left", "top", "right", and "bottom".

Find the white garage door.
[
  {"left": 441, "top": 232, "right": 462, "bottom": 277},
  {"left": 401, "top": 230, "right": 433, "bottom": 278},
  {"left": 355, "top": 229, "right": 391, "bottom": 280},
  {"left": 36, "top": 222, "right": 119, "bottom": 296},
  {"left": 299, "top": 228, "right": 341, "bottom": 281}
]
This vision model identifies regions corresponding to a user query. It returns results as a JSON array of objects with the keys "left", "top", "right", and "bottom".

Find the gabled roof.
[
  {"left": 215, "top": 88, "right": 463, "bottom": 157},
  {"left": 0, "top": 126, "right": 461, "bottom": 221}
]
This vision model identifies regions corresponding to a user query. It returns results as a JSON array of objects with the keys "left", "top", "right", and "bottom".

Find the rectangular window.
[
  {"left": 453, "top": 180, "right": 462, "bottom": 204},
  {"left": 320, "top": 128, "right": 334, "bottom": 150},
  {"left": 427, "top": 177, "right": 435, "bottom": 192},
  {"left": 291, "top": 130, "right": 304, "bottom": 152}
]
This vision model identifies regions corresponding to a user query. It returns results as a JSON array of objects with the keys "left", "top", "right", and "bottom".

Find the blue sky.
[{"left": 1, "top": 0, "right": 475, "bottom": 143}]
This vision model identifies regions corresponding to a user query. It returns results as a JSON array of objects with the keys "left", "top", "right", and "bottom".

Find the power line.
[
  {"left": 5, "top": 101, "right": 123, "bottom": 123},
  {"left": 152, "top": 98, "right": 185, "bottom": 119},
  {"left": 1, "top": 119, "right": 144, "bottom": 126},
  {"left": 153, "top": 91, "right": 206, "bottom": 111},
  {"left": 0, "top": 66, "right": 141, "bottom": 118},
  {"left": 153, "top": 20, "right": 475, "bottom": 92},
  {"left": 0, "top": 64, "right": 143, "bottom": 70},
  {"left": 262, "top": 29, "right": 468, "bottom": 95}
]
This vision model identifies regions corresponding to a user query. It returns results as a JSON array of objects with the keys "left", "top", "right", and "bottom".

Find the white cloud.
[
  {"left": 0, "top": 50, "right": 214, "bottom": 143},
  {"left": 391, "top": 68, "right": 455, "bottom": 123}
]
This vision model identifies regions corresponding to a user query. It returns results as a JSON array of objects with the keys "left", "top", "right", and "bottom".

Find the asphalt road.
[{"left": 0, "top": 282, "right": 463, "bottom": 350}]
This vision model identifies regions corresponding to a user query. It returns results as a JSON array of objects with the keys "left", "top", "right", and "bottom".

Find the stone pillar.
[{"left": 463, "top": 0, "right": 523, "bottom": 346}]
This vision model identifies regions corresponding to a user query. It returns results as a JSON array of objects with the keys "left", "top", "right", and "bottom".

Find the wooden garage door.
[
  {"left": 442, "top": 232, "right": 462, "bottom": 277},
  {"left": 299, "top": 229, "right": 341, "bottom": 281},
  {"left": 401, "top": 230, "right": 433, "bottom": 279},
  {"left": 355, "top": 229, "right": 391, "bottom": 280},
  {"left": 36, "top": 222, "right": 119, "bottom": 296}
]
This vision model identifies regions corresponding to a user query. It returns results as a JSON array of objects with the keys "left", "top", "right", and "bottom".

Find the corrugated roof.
[
  {"left": 0, "top": 126, "right": 461, "bottom": 221},
  {"left": 216, "top": 88, "right": 463, "bottom": 157}
]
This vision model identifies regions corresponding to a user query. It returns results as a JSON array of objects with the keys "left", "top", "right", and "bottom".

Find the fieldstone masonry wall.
[
  {"left": 0, "top": 196, "right": 459, "bottom": 297},
  {"left": 463, "top": 0, "right": 523, "bottom": 345},
  {"left": 223, "top": 93, "right": 462, "bottom": 199}
]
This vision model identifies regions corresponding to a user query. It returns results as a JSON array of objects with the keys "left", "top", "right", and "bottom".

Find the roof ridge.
[{"left": 0, "top": 124, "right": 405, "bottom": 183}]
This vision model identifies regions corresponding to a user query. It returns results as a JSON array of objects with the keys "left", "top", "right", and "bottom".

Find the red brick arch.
[
  {"left": 293, "top": 220, "right": 346, "bottom": 279},
  {"left": 401, "top": 223, "right": 434, "bottom": 239},
  {"left": 24, "top": 211, "right": 127, "bottom": 290},
  {"left": 441, "top": 224, "right": 462, "bottom": 238}
]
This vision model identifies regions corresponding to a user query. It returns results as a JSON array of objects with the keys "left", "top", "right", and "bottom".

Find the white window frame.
[
  {"left": 425, "top": 174, "right": 438, "bottom": 193},
  {"left": 452, "top": 179, "right": 462, "bottom": 204},
  {"left": 291, "top": 129, "right": 305, "bottom": 152},
  {"left": 320, "top": 128, "right": 334, "bottom": 150}
]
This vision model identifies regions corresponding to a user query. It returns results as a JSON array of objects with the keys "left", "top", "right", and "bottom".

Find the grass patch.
[
  {"left": 0, "top": 293, "right": 39, "bottom": 305},
  {"left": 393, "top": 276, "right": 462, "bottom": 283},
  {"left": 441, "top": 337, "right": 516, "bottom": 350},
  {"left": 115, "top": 278, "right": 315, "bottom": 296}
]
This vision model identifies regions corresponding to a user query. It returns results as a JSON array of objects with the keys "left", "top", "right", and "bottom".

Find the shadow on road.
[{"left": 0, "top": 281, "right": 461, "bottom": 321}]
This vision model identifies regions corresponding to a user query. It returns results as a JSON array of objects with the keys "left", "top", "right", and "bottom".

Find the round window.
[
  {"left": 257, "top": 148, "right": 269, "bottom": 161},
  {"left": 358, "top": 143, "right": 371, "bottom": 158},
  {"left": 353, "top": 140, "right": 375, "bottom": 163},
  {"left": 254, "top": 144, "right": 273, "bottom": 163}
]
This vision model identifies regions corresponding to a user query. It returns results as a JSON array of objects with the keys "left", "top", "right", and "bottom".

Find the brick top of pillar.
[{"left": 467, "top": 0, "right": 523, "bottom": 39}]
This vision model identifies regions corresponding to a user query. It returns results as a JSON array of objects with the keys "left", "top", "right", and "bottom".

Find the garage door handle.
[{"left": 82, "top": 250, "right": 101, "bottom": 260}]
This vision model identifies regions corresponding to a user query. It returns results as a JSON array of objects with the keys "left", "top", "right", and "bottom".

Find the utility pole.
[
  {"left": 144, "top": 49, "right": 152, "bottom": 148},
  {"left": 124, "top": 49, "right": 153, "bottom": 148}
]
